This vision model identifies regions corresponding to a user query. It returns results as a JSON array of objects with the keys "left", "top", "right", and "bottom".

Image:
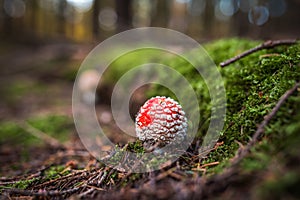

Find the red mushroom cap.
[{"left": 135, "top": 96, "right": 187, "bottom": 146}]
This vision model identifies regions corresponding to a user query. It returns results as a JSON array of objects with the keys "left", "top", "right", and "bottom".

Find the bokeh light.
[
  {"left": 214, "top": 2, "right": 230, "bottom": 21},
  {"left": 176, "top": 0, "right": 191, "bottom": 4},
  {"left": 66, "top": 0, "right": 93, "bottom": 13},
  {"left": 187, "top": 0, "right": 206, "bottom": 16},
  {"left": 267, "top": 0, "right": 286, "bottom": 17},
  {"left": 248, "top": 5, "right": 269, "bottom": 26},
  {"left": 0, "top": 0, "right": 295, "bottom": 42},
  {"left": 99, "top": 7, "right": 118, "bottom": 31},
  {"left": 3, "top": 0, "right": 26, "bottom": 18},
  {"left": 219, "top": 0, "right": 239, "bottom": 16}
]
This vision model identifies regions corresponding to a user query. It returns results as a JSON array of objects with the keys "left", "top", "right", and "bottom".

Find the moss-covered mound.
[
  {"left": 147, "top": 38, "right": 300, "bottom": 169},
  {"left": 147, "top": 38, "right": 300, "bottom": 198},
  {"left": 119, "top": 38, "right": 300, "bottom": 198}
]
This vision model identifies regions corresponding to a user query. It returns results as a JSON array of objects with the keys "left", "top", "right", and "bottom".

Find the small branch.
[
  {"left": 17, "top": 120, "right": 65, "bottom": 148},
  {"left": 3, "top": 187, "right": 79, "bottom": 197},
  {"left": 78, "top": 187, "right": 95, "bottom": 198},
  {"left": 31, "top": 169, "right": 87, "bottom": 189},
  {"left": 220, "top": 39, "right": 298, "bottom": 67},
  {"left": 0, "top": 180, "right": 21, "bottom": 186},
  {"left": 232, "top": 82, "right": 300, "bottom": 166},
  {"left": 199, "top": 83, "right": 300, "bottom": 197},
  {"left": 201, "top": 161, "right": 220, "bottom": 168}
]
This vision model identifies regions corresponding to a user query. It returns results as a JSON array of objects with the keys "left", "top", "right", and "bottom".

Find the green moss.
[
  {"left": 44, "top": 165, "right": 70, "bottom": 180},
  {"left": 256, "top": 171, "right": 300, "bottom": 200},
  {"left": 0, "top": 115, "right": 73, "bottom": 146},
  {"left": 203, "top": 38, "right": 261, "bottom": 65},
  {"left": 0, "top": 121, "right": 42, "bottom": 147},
  {"left": 0, "top": 165, "right": 71, "bottom": 192},
  {"left": 12, "top": 178, "right": 37, "bottom": 189},
  {"left": 220, "top": 73, "right": 299, "bottom": 197},
  {"left": 0, "top": 78, "right": 46, "bottom": 105},
  {"left": 127, "top": 140, "right": 145, "bottom": 154},
  {"left": 27, "top": 115, "right": 73, "bottom": 142},
  {"left": 0, "top": 178, "right": 37, "bottom": 192},
  {"left": 247, "top": 138, "right": 300, "bottom": 198},
  {"left": 137, "top": 39, "right": 299, "bottom": 176},
  {"left": 103, "top": 48, "right": 165, "bottom": 85},
  {"left": 0, "top": 115, "right": 72, "bottom": 176},
  {"left": 200, "top": 40, "right": 300, "bottom": 172}
]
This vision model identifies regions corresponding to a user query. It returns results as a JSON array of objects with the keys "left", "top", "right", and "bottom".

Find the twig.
[
  {"left": 78, "top": 187, "right": 95, "bottom": 198},
  {"left": 197, "top": 82, "right": 300, "bottom": 197},
  {"left": 0, "top": 180, "right": 21, "bottom": 186},
  {"left": 3, "top": 187, "right": 79, "bottom": 197},
  {"left": 220, "top": 39, "right": 298, "bottom": 67},
  {"left": 17, "top": 120, "right": 65, "bottom": 148},
  {"left": 155, "top": 167, "right": 176, "bottom": 181},
  {"left": 86, "top": 185, "right": 105, "bottom": 191},
  {"left": 78, "top": 170, "right": 108, "bottom": 198},
  {"left": 31, "top": 169, "right": 88, "bottom": 189},
  {"left": 231, "top": 82, "right": 300, "bottom": 166},
  {"left": 201, "top": 161, "right": 220, "bottom": 168}
]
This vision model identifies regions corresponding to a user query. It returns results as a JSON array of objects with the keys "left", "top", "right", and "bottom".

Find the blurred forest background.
[
  {"left": 1, "top": 0, "right": 299, "bottom": 43},
  {"left": 0, "top": 0, "right": 300, "bottom": 124}
]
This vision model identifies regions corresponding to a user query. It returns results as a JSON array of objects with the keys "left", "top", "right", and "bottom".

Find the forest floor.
[{"left": 0, "top": 38, "right": 300, "bottom": 199}]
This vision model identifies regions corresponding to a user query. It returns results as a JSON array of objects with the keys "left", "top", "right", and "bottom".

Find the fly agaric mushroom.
[{"left": 135, "top": 96, "right": 188, "bottom": 147}]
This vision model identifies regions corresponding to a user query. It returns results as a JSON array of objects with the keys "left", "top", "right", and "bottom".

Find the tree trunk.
[
  {"left": 57, "top": 0, "right": 67, "bottom": 35},
  {"left": 115, "top": 0, "right": 132, "bottom": 32},
  {"left": 150, "top": 0, "right": 170, "bottom": 27},
  {"left": 1, "top": 2, "right": 13, "bottom": 37},
  {"left": 92, "top": 0, "right": 101, "bottom": 40}
]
